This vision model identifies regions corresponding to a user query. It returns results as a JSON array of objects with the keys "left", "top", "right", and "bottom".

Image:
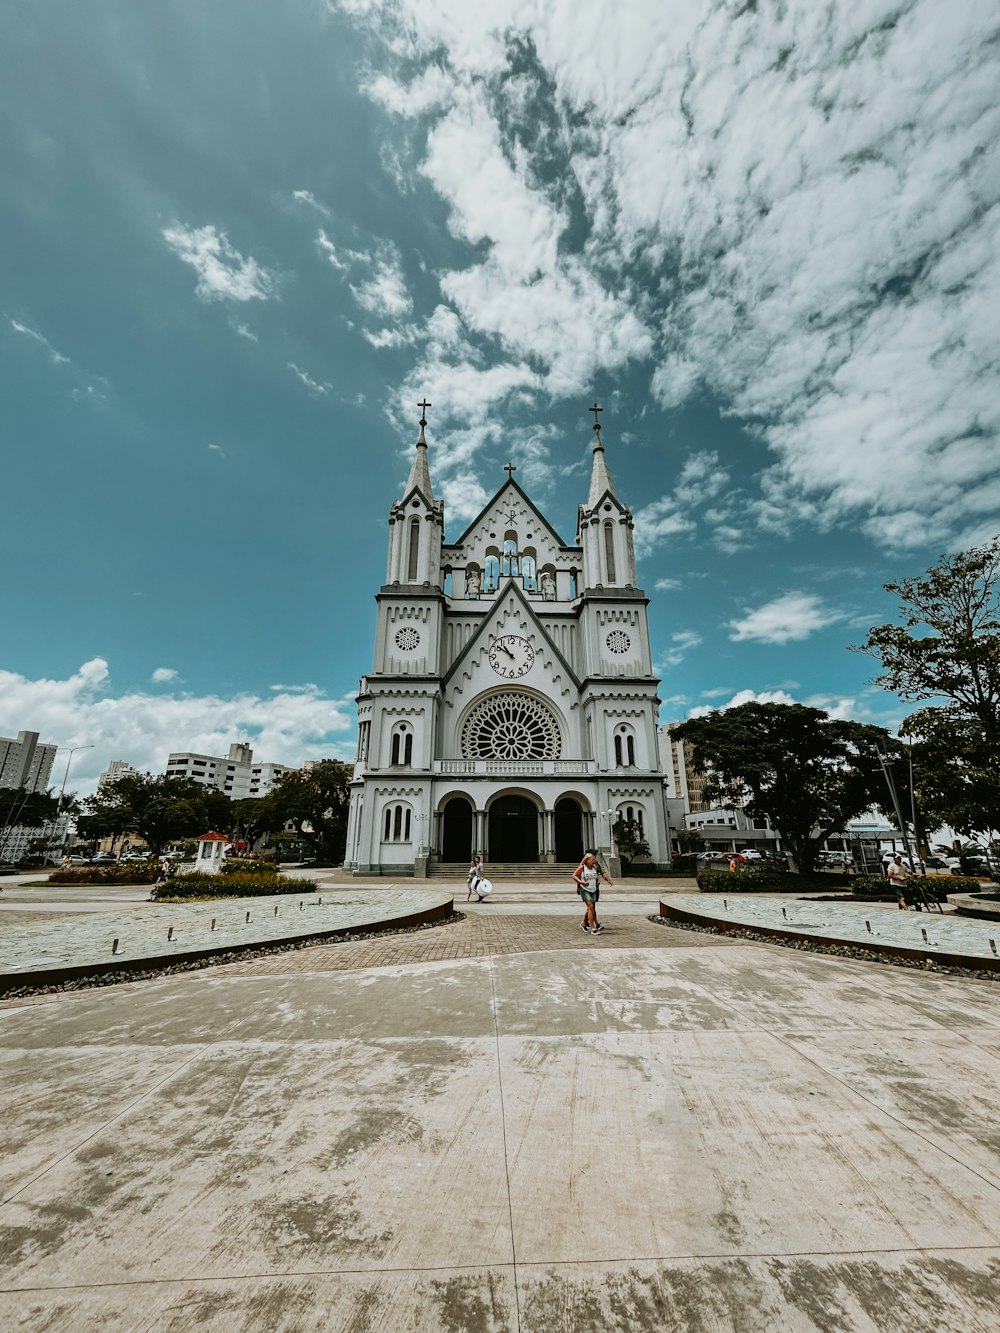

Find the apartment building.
[
  {"left": 0, "top": 730, "right": 57, "bottom": 792},
  {"left": 165, "top": 743, "right": 291, "bottom": 798}
]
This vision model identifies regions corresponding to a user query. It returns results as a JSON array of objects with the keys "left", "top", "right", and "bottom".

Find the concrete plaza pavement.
[{"left": 2, "top": 884, "right": 1000, "bottom": 1330}]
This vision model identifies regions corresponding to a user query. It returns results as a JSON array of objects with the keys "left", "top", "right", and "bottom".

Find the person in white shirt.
[{"left": 573, "top": 850, "right": 613, "bottom": 934}]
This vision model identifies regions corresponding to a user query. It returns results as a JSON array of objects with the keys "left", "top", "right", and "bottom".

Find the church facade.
[{"left": 344, "top": 408, "right": 671, "bottom": 875}]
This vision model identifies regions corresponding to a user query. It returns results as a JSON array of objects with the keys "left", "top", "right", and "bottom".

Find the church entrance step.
[{"left": 427, "top": 863, "right": 582, "bottom": 878}]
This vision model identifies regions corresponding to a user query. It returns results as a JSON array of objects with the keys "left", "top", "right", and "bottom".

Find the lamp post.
[{"left": 49, "top": 744, "right": 94, "bottom": 864}]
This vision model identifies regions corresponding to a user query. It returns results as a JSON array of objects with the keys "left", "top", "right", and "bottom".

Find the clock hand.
[{"left": 502, "top": 644, "right": 516, "bottom": 658}]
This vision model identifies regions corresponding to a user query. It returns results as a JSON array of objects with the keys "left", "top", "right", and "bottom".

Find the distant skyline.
[{"left": 2, "top": 1, "right": 997, "bottom": 796}]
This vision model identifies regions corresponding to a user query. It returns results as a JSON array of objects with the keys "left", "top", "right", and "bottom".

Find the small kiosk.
[{"left": 195, "top": 830, "right": 229, "bottom": 875}]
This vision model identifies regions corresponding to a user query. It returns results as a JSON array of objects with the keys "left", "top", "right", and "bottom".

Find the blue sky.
[{"left": 2, "top": 0, "right": 998, "bottom": 795}]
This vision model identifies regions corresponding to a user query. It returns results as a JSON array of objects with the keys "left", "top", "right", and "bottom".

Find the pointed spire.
[
  {"left": 404, "top": 397, "right": 435, "bottom": 499},
  {"left": 587, "top": 401, "right": 617, "bottom": 505}
]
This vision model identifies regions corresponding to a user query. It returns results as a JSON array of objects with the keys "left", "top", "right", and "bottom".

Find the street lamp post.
[{"left": 48, "top": 744, "right": 95, "bottom": 864}]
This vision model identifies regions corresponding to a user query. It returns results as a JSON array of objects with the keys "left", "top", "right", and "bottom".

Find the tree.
[
  {"left": 268, "top": 761, "right": 352, "bottom": 863},
  {"left": 861, "top": 538, "right": 1000, "bottom": 843},
  {"left": 612, "top": 815, "right": 651, "bottom": 872},
  {"left": 77, "top": 773, "right": 233, "bottom": 854},
  {"left": 671, "top": 703, "right": 898, "bottom": 875}
]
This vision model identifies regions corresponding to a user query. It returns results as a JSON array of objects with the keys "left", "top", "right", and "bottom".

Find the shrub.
[
  {"left": 697, "top": 865, "right": 784, "bottom": 891},
  {"left": 47, "top": 863, "right": 161, "bottom": 886},
  {"left": 220, "top": 858, "right": 272, "bottom": 875},
  {"left": 850, "top": 873, "right": 987, "bottom": 903},
  {"left": 151, "top": 869, "right": 301, "bottom": 900}
]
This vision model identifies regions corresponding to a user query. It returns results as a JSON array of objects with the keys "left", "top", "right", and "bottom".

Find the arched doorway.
[
  {"left": 554, "top": 798, "right": 584, "bottom": 863},
  {"left": 489, "top": 795, "right": 538, "bottom": 862},
  {"left": 441, "top": 797, "right": 473, "bottom": 862}
]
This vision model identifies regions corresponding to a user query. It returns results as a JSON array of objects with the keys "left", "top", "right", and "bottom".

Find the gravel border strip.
[
  {"left": 0, "top": 911, "right": 468, "bottom": 1000},
  {"left": 649, "top": 914, "right": 1000, "bottom": 983}
]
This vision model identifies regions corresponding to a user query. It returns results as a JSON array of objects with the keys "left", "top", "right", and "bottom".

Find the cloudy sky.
[{"left": 2, "top": 0, "right": 997, "bottom": 794}]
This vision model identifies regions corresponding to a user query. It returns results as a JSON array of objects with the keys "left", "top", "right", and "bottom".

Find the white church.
[{"left": 344, "top": 404, "right": 672, "bottom": 876}]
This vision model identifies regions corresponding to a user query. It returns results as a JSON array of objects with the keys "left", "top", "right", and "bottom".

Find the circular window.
[
  {"left": 461, "top": 693, "right": 561, "bottom": 761},
  {"left": 606, "top": 631, "right": 631, "bottom": 654},
  {"left": 395, "top": 627, "right": 420, "bottom": 651}
]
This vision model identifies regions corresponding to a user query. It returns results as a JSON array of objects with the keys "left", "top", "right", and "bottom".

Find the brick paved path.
[{"left": 214, "top": 910, "right": 745, "bottom": 977}]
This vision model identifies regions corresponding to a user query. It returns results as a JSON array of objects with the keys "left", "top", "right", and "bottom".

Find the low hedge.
[
  {"left": 850, "top": 873, "right": 989, "bottom": 903},
  {"left": 150, "top": 869, "right": 300, "bottom": 900},
  {"left": 47, "top": 863, "right": 162, "bottom": 886},
  {"left": 697, "top": 867, "right": 859, "bottom": 893}
]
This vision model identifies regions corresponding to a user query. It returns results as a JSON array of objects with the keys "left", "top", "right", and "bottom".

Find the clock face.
[{"left": 488, "top": 634, "right": 534, "bottom": 678}]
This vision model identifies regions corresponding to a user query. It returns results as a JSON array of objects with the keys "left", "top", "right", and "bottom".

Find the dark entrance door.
[
  {"left": 441, "top": 798, "right": 472, "bottom": 862},
  {"left": 554, "top": 798, "right": 583, "bottom": 862},
  {"left": 488, "top": 796, "right": 538, "bottom": 862}
]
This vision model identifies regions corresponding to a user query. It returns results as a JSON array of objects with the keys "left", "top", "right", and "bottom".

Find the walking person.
[
  {"left": 887, "top": 854, "right": 912, "bottom": 910},
  {"left": 573, "top": 849, "right": 612, "bottom": 934},
  {"left": 466, "top": 855, "right": 483, "bottom": 902}
]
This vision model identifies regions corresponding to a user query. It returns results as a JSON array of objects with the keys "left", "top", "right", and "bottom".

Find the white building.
[
  {"left": 344, "top": 407, "right": 672, "bottom": 876},
  {"left": 0, "top": 730, "right": 57, "bottom": 793},
  {"left": 165, "top": 743, "right": 290, "bottom": 798},
  {"left": 98, "top": 760, "right": 139, "bottom": 789}
]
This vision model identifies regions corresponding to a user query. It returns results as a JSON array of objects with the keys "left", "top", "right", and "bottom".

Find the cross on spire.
[
  {"left": 503, "top": 462, "right": 517, "bottom": 478},
  {"left": 417, "top": 398, "right": 432, "bottom": 427},
  {"left": 589, "top": 402, "right": 603, "bottom": 434}
]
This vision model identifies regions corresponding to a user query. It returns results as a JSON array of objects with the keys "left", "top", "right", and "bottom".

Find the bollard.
[
  {"left": 245, "top": 911, "right": 251, "bottom": 923},
  {"left": 112, "top": 938, "right": 119, "bottom": 955},
  {"left": 300, "top": 901, "right": 304, "bottom": 910},
  {"left": 781, "top": 907, "right": 788, "bottom": 920},
  {"left": 723, "top": 899, "right": 728, "bottom": 910},
  {"left": 865, "top": 920, "right": 872, "bottom": 933},
  {"left": 921, "top": 928, "right": 928, "bottom": 943},
  {"left": 274, "top": 905, "right": 279, "bottom": 916},
  {"left": 991, "top": 939, "right": 997, "bottom": 956},
  {"left": 211, "top": 918, "right": 216, "bottom": 931},
  {"left": 318, "top": 897, "right": 323, "bottom": 906},
  {"left": 167, "top": 926, "right": 174, "bottom": 941}
]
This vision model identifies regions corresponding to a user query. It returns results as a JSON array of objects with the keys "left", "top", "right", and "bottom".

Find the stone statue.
[{"left": 465, "top": 566, "right": 482, "bottom": 597}]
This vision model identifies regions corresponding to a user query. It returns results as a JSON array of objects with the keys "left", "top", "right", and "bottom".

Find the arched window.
[
  {"left": 603, "top": 522, "right": 616, "bottom": 583},
  {"left": 569, "top": 569, "right": 577, "bottom": 599},
  {"left": 382, "top": 802, "right": 413, "bottom": 842},
  {"left": 627, "top": 734, "right": 635, "bottom": 765},
  {"left": 614, "top": 735, "right": 623, "bottom": 766},
  {"left": 483, "top": 554, "right": 500, "bottom": 591},
  {"left": 390, "top": 723, "right": 412, "bottom": 767},
  {"left": 521, "top": 549, "right": 537, "bottom": 590},
  {"left": 407, "top": 518, "right": 421, "bottom": 582},
  {"left": 443, "top": 570, "right": 453, "bottom": 597},
  {"left": 502, "top": 535, "right": 518, "bottom": 577},
  {"left": 614, "top": 725, "right": 636, "bottom": 767}
]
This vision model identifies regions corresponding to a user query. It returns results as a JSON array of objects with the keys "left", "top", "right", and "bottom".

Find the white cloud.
[
  {"left": 10, "top": 318, "right": 69, "bottom": 364},
  {"left": 350, "top": 243, "right": 412, "bottom": 319},
  {"left": 292, "top": 188, "right": 331, "bottom": 216},
  {"left": 659, "top": 628, "right": 702, "bottom": 670},
  {"left": 728, "top": 593, "right": 839, "bottom": 645},
  {"left": 0, "top": 659, "right": 353, "bottom": 798},
  {"left": 231, "top": 321, "right": 258, "bottom": 342},
  {"left": 162, "top": 224, "right": 273, "bottom": 302},
  {"left": 151, "top": 667, "right": 179, "bottom": 684},
  {"left": 288, "top": 362, "right": 331, "bottom": 396},
  {"left": 337, "top": 0, "right": 1000, "bottom": 550},
  {"left": 207, "top": 442, "right": 226, "bottom": 459},
  {"left": 634, "top": 450, "right": 730, "bottom": 556},
  {"left": 653, "top": 577, "right": 681, "bottom": 591}
]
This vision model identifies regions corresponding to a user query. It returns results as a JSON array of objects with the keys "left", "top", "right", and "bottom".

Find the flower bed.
[
  {"left": 151, "top": 869, "right": 301, "bottom": 900},
  {"left": 46, "top": 864, "right": 162, "bottom": 886}
]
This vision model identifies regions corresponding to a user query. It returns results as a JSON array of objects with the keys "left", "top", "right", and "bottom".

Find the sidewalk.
[{"left": 2, "top": 900, "right": 1000, "bottom": 1330}]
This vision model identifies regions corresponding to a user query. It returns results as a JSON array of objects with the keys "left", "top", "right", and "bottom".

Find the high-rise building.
[
  {"left": 165, "top": 743, "right": 291, "bottom": 798},
  {"left": 98, "top": 760, "right": 139, "bottom": 789},
  {"left": 344, "top": 406, "right": 672, "bottom": 875},
  {"left": 0, "top": 731, "right": 57, "bottom": 792}
]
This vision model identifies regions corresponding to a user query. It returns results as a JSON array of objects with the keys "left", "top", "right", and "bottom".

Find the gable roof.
[
  {"left": 442, "top": 579, "right": 580, "bottom": 689},
  {"left": 445, "top": 478, "right": 579, "bottom": 553}
]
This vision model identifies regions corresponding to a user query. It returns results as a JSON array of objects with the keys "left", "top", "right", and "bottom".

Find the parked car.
[
  {"left": 91, "top": 853, "right": 117, "bottom": 865},
  {"left": 68, "top": 855, "right": 92, "bottom": 866},
  {"left": 736, "top": 849, "right": 764, "bottom": 861},
  {"left": 818, "top": 851, "right": 853, "bottom": 867}
]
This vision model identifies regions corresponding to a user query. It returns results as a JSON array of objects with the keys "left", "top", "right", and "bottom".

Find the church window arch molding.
[
  {"left": 382, "top": 801, "right": 413, "bottom": 843},
  {"left": 520, "top": 546, "right": 537, "bottom": 591},
  {"left": 603, "top": 520, "right": 617, "bottom": 584},
  {"left": 389, "top": 721, "right": 414, "bottom": 767},
  {"left": 616, "top": 801, "right": 645, "bottom": 831},
  {"left": 613, "top": 723, "right": 637, "bottom": 768},
  {"left": 460, "top": 690, "right": 562, "bottom": 761},
  {"left": 483, "top": 549, "right": 500, "bottom": 592},
  {"left": 406, "top": 517, "right": 421, "bottom": 582},
  {"left": 502, "top": 531, "right": 518, "bottom": 577}
]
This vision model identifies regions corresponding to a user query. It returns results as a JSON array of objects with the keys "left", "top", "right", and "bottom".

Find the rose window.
[
  {"left": 461, "top": 693, "right": 561, "bottom": 760},
  {"left": 395, "top": 627, "right": 420, "bottom": 651},
  {"left": 606, "top": 630, "right": 631, "bottom": 654}
]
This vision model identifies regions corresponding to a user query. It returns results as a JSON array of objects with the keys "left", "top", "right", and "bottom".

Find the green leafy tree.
[
  {"left": 77, "top": 773, "right": 233, "bottom": 855},
  {"left": 612, "top": 815, "right": 652, "bottom": 872},
  {"left": 269, "top": 761, "right": 352, "bottom": 863},
  {"left": 862, "top": 538, "right": 1000, "bottom": 843},
  {"left": 672, "top": 703, "right": 897, "bottom": 875}
]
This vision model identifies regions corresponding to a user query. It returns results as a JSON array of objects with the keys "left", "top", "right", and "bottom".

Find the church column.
[
  {"left": 431, "top": 809, "right": 442, "bottom": 863},
  {"left": 542, "top": 808, "right": 555, "bottom": 863},
  {"left": 475, "top": 808, "right": 485, "bottom": 859}
]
